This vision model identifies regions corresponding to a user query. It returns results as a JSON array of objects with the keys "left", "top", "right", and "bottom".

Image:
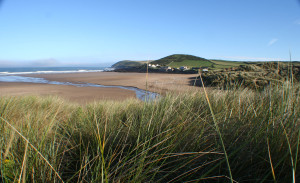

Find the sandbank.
[{"left": 0, "top": 72, "right": 200, "bottom": 104}]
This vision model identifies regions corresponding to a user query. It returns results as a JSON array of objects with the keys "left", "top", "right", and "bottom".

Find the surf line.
[{"left": 0, "top": 75, "right": 159, "bottom": 101}]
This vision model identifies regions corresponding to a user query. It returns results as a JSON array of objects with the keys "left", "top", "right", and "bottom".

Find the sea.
[
  {"left": 0, "top": 67, "right": 159, "bottom": 101},
  {"left": 0, "top": 66, "right": 111, "bottom": 76}
]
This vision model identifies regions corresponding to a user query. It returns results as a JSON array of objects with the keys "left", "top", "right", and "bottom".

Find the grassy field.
[
  {"left": 210, "top": 60, "right": 247, "bottom": 69},
  {"left": 150, "top": 54, "right": 213, "bottom": 67},
  {"left": 0, "top": 82, "right": 299, "bottom": 182},
  {"left": 168, "top": 60, "right": 213, "bottom": 68}
]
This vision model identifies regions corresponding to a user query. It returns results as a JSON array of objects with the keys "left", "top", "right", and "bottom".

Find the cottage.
[
  {"left": 167, "top": 67, "right": 173, "bottom": 72},
  {"left": 179, "top": 66, "right": 188, "bottom": 71},
  {"left": 148, "top": 64, "right": 157, "bottom": 68}
]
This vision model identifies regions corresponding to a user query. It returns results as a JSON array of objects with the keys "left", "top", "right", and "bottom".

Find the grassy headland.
[
  {"left": 112, "top": 60, "right": 149, "bottom": 69},
  {"left": 112, "top": 54, "right": 247, "bottom": 72},
  {"left": 112, "top": 54, "right": 299, "bottom": 80},
  {"left": 0, "top": 81, "right": 299, "bottom": 182}
]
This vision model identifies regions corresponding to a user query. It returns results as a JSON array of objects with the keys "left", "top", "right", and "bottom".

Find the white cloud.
[{"left": 268, "top": 38, "right": 278, "bottom": 46}]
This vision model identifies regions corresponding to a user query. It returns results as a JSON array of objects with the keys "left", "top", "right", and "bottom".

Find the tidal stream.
[{"left": 0, "top": 75, "right": 159, "bottom": 101}]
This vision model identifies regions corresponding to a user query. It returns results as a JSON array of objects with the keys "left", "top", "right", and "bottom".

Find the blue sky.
[{"left": 0, "top": 0, "right": 299, "bottom": 67}]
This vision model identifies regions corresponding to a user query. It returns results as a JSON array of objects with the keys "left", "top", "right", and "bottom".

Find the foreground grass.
[{"left": 0, "top": 83, "right": 299, "bottom": 182}]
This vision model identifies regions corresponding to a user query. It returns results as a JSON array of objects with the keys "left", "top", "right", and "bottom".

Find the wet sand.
[
  {"left": 0, "top": 82, "right": 136, "bottom": 104},
  {"left": 23, "top": 72, "right": 199, "bottom": 93},
  {"left": 0, "top": 72, "right": 199, "bottom": 104}
]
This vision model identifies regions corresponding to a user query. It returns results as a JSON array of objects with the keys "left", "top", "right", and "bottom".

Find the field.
[
  {"left": 150, "top": 54, "right": 211, "bottom": 67},
  {"left": 210, "top": 60, "right": 247, "bottom": 69},
  {"left": 0, "top": 81, "right": 299, "bottom": 182},
  {"left": 168, "top": 60, "right": 213, "bottom": 68}
]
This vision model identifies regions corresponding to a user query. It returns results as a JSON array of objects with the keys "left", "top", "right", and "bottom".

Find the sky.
[{"left": 0, "top": 0, "right": 300, "bottom": 67}]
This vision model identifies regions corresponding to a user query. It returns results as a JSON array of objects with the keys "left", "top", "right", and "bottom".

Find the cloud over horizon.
[
  {"left": 31, "top": 59, "right": 59, "bottom": 67},
  {"left": 0, "top": 59, "right": 60, "bottom": 68}
]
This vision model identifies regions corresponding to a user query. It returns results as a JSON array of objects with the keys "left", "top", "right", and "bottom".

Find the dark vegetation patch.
[{"left": 192, "top": 62, "right": 300, "bottom": 89}]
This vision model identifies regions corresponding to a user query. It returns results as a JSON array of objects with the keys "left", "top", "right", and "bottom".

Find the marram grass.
[{"left": 0, "top": 83, "right": 299, "bottom": 182}]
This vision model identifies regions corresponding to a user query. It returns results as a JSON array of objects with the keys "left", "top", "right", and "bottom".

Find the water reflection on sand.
[{"left": 0, "top": 75, "right": 159, "bottom": 101}]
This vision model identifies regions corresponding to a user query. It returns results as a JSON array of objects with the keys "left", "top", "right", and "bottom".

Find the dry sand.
[{"left": 0, "top": 72, "right": 200, "bottom": 104}]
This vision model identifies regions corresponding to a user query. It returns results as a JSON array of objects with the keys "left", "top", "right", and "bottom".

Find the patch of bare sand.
[
  {"left": 0, "top": 72, "right": 202, "bottom": 104},
  {"left": 0, "top": 82, "right": 136, "bottom": 104}
]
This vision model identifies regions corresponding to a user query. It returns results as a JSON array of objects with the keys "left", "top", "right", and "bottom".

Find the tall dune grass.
[{"left": 0, "top": 82, "right": 299, "bottom": 182}]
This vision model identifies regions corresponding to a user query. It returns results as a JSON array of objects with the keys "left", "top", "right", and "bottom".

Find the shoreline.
[
  {"left": 22, "top": 72, "right": 200, "bottom": 93},
  {"left": 0, "top": 72, "right": 200, "bottom": 104}
]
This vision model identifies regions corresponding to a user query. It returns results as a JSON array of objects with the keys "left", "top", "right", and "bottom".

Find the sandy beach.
[{"left": 0, "top": 72, "right": 200, "bottom": 104}]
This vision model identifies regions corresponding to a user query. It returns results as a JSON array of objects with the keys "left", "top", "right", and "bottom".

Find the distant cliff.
[{"left": 112, "top": 60, "right": 148, "bottom": 69}]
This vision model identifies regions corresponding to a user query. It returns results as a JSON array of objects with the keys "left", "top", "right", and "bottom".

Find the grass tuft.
[{"left": 0, "top": 82, "right": 299, "bottom": 182}]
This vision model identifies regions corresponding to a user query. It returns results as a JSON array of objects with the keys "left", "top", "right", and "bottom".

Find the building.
[
  {"left": 179, "top": 66, "right": 188, "bottom": 71},
  {"left": 148, "top": 64, "right": 160, "bottom": 68}
]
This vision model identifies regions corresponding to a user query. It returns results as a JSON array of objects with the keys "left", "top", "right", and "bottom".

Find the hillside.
[
  {"left": 112, "top": 55, "right": 249, "bottom": 70},
  {"left": 210, "top": 59, "right": 247, "bottom": 69},
  {"left": 112, "top": 60, "right": 148, "bottom": 69},
  {"left": 150, "top": 54, "right": 214, "bottom": 68},
  {"left": 111, "top": 55, "right": 300, "bottom": 76}
]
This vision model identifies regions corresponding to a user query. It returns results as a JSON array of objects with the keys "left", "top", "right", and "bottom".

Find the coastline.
[
  {"left": 0, "top": 72, "right": 200, "bottom": 104},
  {"left": 22, "top": 72, "right": 200, "bottom": 93}
]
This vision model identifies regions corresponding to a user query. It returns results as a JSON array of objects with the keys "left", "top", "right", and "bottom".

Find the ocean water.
[
  {"left": 0, "top": 66, "right": 110, "bottom": 75},
  {"left": 0, "top": 67, "right": 158, "bottom": 101}
]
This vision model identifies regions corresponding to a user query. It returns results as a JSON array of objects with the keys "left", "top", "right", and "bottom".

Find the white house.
[
  {"left": 179, "top": 66, "right": 188, "bottom": 71},
  {"left": 148, "top": 64, "right": 157, "bottom": 68}
]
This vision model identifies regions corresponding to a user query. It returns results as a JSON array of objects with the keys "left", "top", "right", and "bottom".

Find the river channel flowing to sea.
[{"left": 0, "top": 75, "right": 160, "bottom": 102}]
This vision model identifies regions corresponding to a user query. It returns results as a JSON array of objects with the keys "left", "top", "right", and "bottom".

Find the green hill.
[
  {"left": 112, "top": 60, "right": 148, "bottom": 69},
  {"left": 112, "top": 55, "right": 249, "bottom": 70},
  {"left": 151, "top": 54, "right": 214, "bottom": 68}
]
